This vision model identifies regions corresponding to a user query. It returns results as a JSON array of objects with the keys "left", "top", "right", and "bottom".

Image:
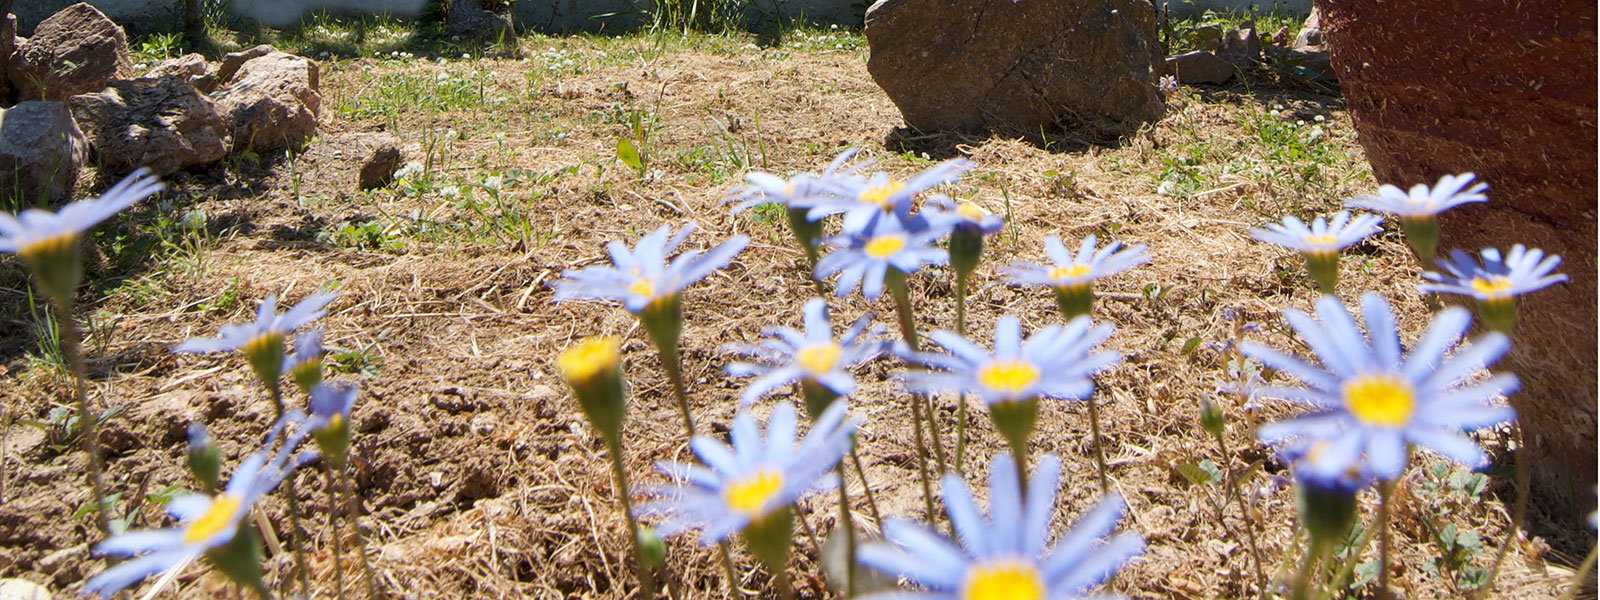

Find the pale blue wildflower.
[
  {"left": 174, "top": 293, "right": 339, "bottom": 355},
  {"left": 83, "top": 413, "right": 318, "bottom": 598},
  {"left": 814, "top": 213, "right": 948, "bottom": 299},
  {"left": 0, "top": 168, "right": 164, "bottom": 255},
  {"left": 723, "top": 297, "right": 885, "bottom": 406},
  {"left": 727, "top": 147, "right": 867, "bottom": 216},
  {"left": 636, "top": 401, "right": 854, "bottom": 545},
  {"left": 858, "top": 453, "right": 1144, "bottom": 599},
  {"left": 1419, "top": 245, "right": 1567, "bottom": 304},
  {"left": 1249, "top": 211, "right": 1382, "bottom": 257},
  {"left": 552, "top": 224, "right": 749, "bottom": 313},
  {"left": 1344, "top": 173, "right": 1488, "bottom": 218},
  {"left": 806, "top": 158, "right": 971, "bottom": 234},
  {"left": 1240, "top": 293, "right": 1518, "bottom": 482},
  {"left": 1005, "top": 235, "right": 1148, "bottom": 319},
  {"left": 897, "top": 315, "right": 1118, "bottom": 407}
]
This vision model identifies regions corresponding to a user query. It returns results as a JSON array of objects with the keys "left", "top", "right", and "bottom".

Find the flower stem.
[
  {"left": 1086, "top": 391, "right": 1110, "bottom": 494},
  {"left": 1322, "top": 514, "right": 1378, "bottom": 599},
  {"left": 336, "top": 467, "right": 379, "bottom": 599},
  {"left": 1475, "top": 424, "right": 1530, "bottom": 599},
  {"left": 56, "top": 300, "right": 112, "bottom": 538},
  {"left": 1292, "top": 538, "right": 1331, "bottom": 600},
  {"left": 718, "top": 541, "right": 741, "bottom": 598},
  {"left": 954, "top": 395, "right": 969, "bottom": 477},
  {"left": 836, "top": 462, "right": 857, "bottom": 599},
  {"left": 886, "top": 268, "right": 939, "bottom": 522},
  {"left": 324, "top": 465, "right": 347, "bottom": 600},
  {"left": 848, "top": 446, "right": 883, "bottom": 527},
  {"left": 1376, "top": 479, "right": 1398, "bottom": 598},
  {"left": 1216, "top": 432, "right": 1267, "bottom": 593},
  {"left": 604, "top": 435, "right": 657, "bottom": 599},
  {"left": 658, "top": 343, "right": 696, "bottom": 438},
  {"left": 266, "top": 383, "right": 313, "bottom": 599}
]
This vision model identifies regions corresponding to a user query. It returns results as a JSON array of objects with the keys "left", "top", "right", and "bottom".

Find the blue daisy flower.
[
  {"left": 814, "top": 214, "right": 949, "bottom": 299},
  {"left": 1006, "top": 235, "right": 1148, "bottom": 291},
  {"left": 723, "top": 298, "right": 886, "bottom": 408},
  {"left": 174, "top": 292, "right": 339, "bottom": 388},
  {"left": 0, "top": 169, "right": 164, "bottom": 303},
  {"left": 174, "top": 293, "right": 339, "bottom": 355},
  {"left": 805, "top": 158, "right": 971, "bottom": 235},
  {"left": 1249, "top": 211, "right": 1381, "bottom": 293},
  {"left": 1240, "top": 293, "right": 1518, "bottom": 482},
  {"left": 923, "top": 194, "right": 1004, "bottom": 237},
  {"left": 83, "top": 413, "right": 318, "bottom": 598},
  {"left": 0, "top": 168, "right": 165, "bottom": 256},
  {"left": 636, "top": 401, "right": 855, "bottom": 546},
  {"left": 897, "top": 315, "right": 1119, "bottom": 407},
  {"left": 727, "top": 147, "right": 867, "bottom": 216},
  {"left": 309, "top": 381, "right": 358, "bottom": 428},
  {"left": 858, "top": 453, "right": 1144, "bottom": 600},
  {"left": 552, "top": 223, "right": 749, "bottom": 313},
  {"left": 1249, "top": 210, "right": 1382, "bottom": 256},
  {"left": 1344, "top": 173, "right": 1487, "bottom": 219},
  {"left": 1419, "top": 245, "right": 1567, "bottom": 303}
]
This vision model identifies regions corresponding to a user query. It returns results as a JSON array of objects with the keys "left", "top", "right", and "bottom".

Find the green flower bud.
[
  {"left": 205, "top": 520, "right": 265, "bottom": 592},
  {"left": 1052, "top": 284, "right": 1093, "bottom": 321},
  {"left": 1303, "top": 251, "right": 1340, "bottom": 295},
  {"left": 1475, "top": 297, "right": 1517, "bottom": 334},
  {"left": 638, "top": 294, "right": 684, "bottom": 359},
  {"left": 557, "top": 337, "right": 628, "bottom": 441},
  {"left": 1398, "top": 215, "right": 1439, "bottom": 267},
  {"left": 1199, "top": 397, "right": 1226, "bottom": 440},
  {"left": 799, "top": 378, "right": 841, "bottom": 422},
  {"left": 637, "top": 525, "right": 666, "bottom": 570},
  {"left": 240, "top": 334, "right": 286, "bottom": 391},
  {"left": 989, "top": 397, "right": 1040, "bottom": 460},
  {"left": 786, "top": 207, "right": 824, "bottom": 266},
  {"left": 186, "top": 422, "right": 222, "bottom": 492},
  {"left": 313, "top": 414, "right": 351, "bottom": 470},
  {"left": 18, "top": 232, "right": 83, "bottom": 310},
  {"left": 742, "top": 505, "right": 795, "bottom": 577},
  {"left": 290, "top": 357, "right": 323, "bottom": 394},
  {"left": 949, "top": 228, "right": 985, "bottom": 282}
]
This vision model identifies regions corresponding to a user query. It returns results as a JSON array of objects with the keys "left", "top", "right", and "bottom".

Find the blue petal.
[
  {"left": 986, "top": 453, "right": 1023, "bottom": 555},
  {"left": 689, "top": 437, "right": 740, "bottom": 476},
  {"left": 1407, "top": 429, "right": 1489, "bottom": 470},
  {"left": 1366, "top": 428, "right": 1408, "bottom": 480},
  {"left": 940, "top": 472, "right": 990, "bottom": 557},
  {"left": 96, "top": 530, "right": 185, "bottom": 556},
  {"left": 1041, "top": 493, "right": 1127, "bottom": 580},
  {"left": 764, "top": 403, "right": 799, "bottom": 464},
  {"left": 1021, "top": 454, "right": 1063, "bottom": 557},
  {"left": 1402, "top": 308, "right": 1471, "bottom": 382},
  {"left": 82, "top": 549, "right": 193, "bottom": 598},
  {"left": 1047, "top": 532, "right": 1144, "bottom": 595}
]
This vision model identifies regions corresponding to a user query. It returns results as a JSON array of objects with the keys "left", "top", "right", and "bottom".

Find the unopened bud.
[
  {"left": 1199, "top": 397, "right": 1226, "bottom": 439},
  {"left": 557, "top": 337, "right": 628, "bottom": 441},
  {"left": 186, "top": 422, "right": 222, "bottom": 492}
]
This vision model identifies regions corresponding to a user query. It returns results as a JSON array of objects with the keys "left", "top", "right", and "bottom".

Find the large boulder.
[
  {"left": 1165, "top": 51, "right": 1235, "bottom": 85},
  {"left": 7, "top": 3, "right": 130, "bottom": 101},
  {"left": 69, "top": 75, "right": 230, "bottom": 177},
  {"left": 145, "top": 53, "right": 214, "bottom": 92},
  {"left": 0, "top": 101, "right": 86, "bottom": 203},
  {"left": 211, "top": 49, "right": 321, "bottom": 153},
  {"left": 865, "top": 0, "right": 1164, "bottom": 135},
  {"left": 1319, "top": 0, "right": 1596, "bottom": 519}
]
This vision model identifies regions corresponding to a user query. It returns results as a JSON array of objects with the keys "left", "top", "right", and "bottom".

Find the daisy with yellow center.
[
  {"left": 859, "top": 180, "right": 905, "bottom": 211},
  {"left": 182, "top": 495, "right": 245, "bottom": 543},
  {"left": 723, "top": 468, "right": 785, "bottom": 516},
  {"left": 795, "top": 343, "right": 843, "bottom": 376},
  {"left": 1244, "top": 293, "right": 1518, "bottom": 483},
  {"left": 977, "top": 359, "right": 1041, "bottom": 396},
  {"left": 858, "top": 454, "right": 1144, "bottom": 600},
  {"left": 864, "top": 234, "right": 907, "bottom": 259}
]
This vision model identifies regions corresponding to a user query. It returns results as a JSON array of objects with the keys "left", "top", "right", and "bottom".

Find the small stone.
[
  {"left": 469, "top": 412, "right": 496, "bottom": 436},
  {"left": 8, "top": 3, "right": 131, "bottom": 101},
  {"left": 1288, "top": 48, "right": 1335, "bottom": 80},
  {"left": 1165, "top": 51, "right": 1236, "bottom": 85},
  {"left": 1271, "top": 26, "right": 1291, "bottom": 46},
  {"left": 358, "top": 135, "right": 402, "bottom": 190},
  {"left": 1295, "top": 27, "right": 1323, "bottom": 49},
  {"left": 1216, "top": 21, "right": 1263, "bottom": 66},
  {"left": 214, "top": 44, "right": 274, "bottom": 86},
  {"left": 0, "top": 579, "right": 51, "bottom": 600}
]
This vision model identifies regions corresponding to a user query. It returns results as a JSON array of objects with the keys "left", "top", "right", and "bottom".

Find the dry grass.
[{"left": 0, "top": 28, "right": 1584, "bottom": 600}]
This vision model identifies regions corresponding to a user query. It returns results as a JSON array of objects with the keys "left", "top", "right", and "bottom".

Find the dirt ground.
[{"left": 0, "top": 29, "right": 1587, "bottom": 599}]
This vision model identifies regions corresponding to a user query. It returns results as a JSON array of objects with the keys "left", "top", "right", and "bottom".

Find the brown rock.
[
  {"left": 1216, "top": 20, "right": 1262, "bottom": 65},
  {"left": 211, "top": 50, "right": 321, "bottom": 153},
  {"left": 7, "top": 3, "right": 130, "bottom": 101},
  {"left": 358, "top": 134, "right": 402, "bottom": 190},
  {"left": 1294, "top": 27, "right": 1322, "bottom": 49},
  {"left": 214, "top": 44, "right": 275, "bottom": 87},
  {"left": 1165, "top": 50, "right": 1236, "bottom": 85},
  {"left": 1271, "top": 26, "right": 1290, "bottom": 46},
  {"left": 146, "top": 53, "right": 214, "bottom": 92},
  {"left": 1287, "top": 48, "right": 1333, "bottom": 79},
  {"left": 0, "top": 101, "right": 84, "bottom": 203},
  {"left": 865, "top": 0, "right": 1164, "bottom": 135},
  {"left": 446, "top": 0, "right": 515, "bottom": 42},
  {"left": 68, "top": 75, "right": 229, "bottom": 176},
  {"left": 1318, "top": 0, "right": 1597, "bottom": 519}
]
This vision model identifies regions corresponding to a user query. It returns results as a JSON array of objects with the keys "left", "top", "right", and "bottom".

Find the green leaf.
[
  {"left": 1181, "top": 337, "right": 1202, "bottom": 355},
  {"left": 1175, "top": 460, "right": 1221, "bottom": 486},
  {"left": 1352, "top": 559, "right": 1381, "bottom": 588},
  {"left": 1456, "top": 529, "right": 1482, "bottom": 553},
  {"left": 616, "top": 138, "right": 642, "bottom": 171}
]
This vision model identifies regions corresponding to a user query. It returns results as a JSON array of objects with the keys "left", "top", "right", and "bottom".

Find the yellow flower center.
[
  {"left": 557, "top": 337, "right": 621, "bottom": 382},
  {"left": 977, "top": 359, "right": 1040, "bottom": 395},
  {"left": 963, "top": 559, "right": 1045, "bottom": 600},
  {"left": 183, "top": 494, "right": 244, "bottom": 543},
  {"left": 1469, "top": 276, "right": 1515, "bottom": 299},
  {"left": 18, "top": 231, "right": 78, "bottom": 263},
  {"left": 864, "top": 234, "right": 906, "bottom": 259},
  {"left": 628, "top": 277, "right": 656, "bottom": 299},
  {"left": 1047, "top": 263, "right": 1093, "bottom": 281},
  {"left": 724, "top": 468, "right": 784, "bottom": 516},
  {"left": 1304, "top": 233, "right": 1339, "bottom": 248},
  {"left": 859, "top": 180, "right": 905, "bottom": 210},
  {"left": 795, "top": 343, "right": 842, "bottom": 375},
  {"left": 957, "top": 201, "right": 989, "bottom": 222},
  {"left": 1343, "top": 374, "right": 1415, "bottom": 427}
]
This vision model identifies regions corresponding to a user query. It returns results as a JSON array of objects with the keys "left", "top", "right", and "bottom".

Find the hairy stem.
[
  {"left": 58, "top": 302, "right": 112, "bottom": 538},
  {"left": 1475, "top": 425, "right": 1530, "bottom": 599},
  {"left": 324, "top": 465, "right": 347, "bottom": 600},
  {"left": 658, "top": 344, "right": 697, "bottom": 438},
  {"left": 337, "top": 468, "right": 379, "bottom": 599},
  {"left": 1086, "top": 392, "right": 1109, "bottom": 494},
  {"left": 605, "top": 435, "right": 657, "bottom": 599},
  {"left": 267, "top": 383, "right": 313, "bottom": 599}
]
